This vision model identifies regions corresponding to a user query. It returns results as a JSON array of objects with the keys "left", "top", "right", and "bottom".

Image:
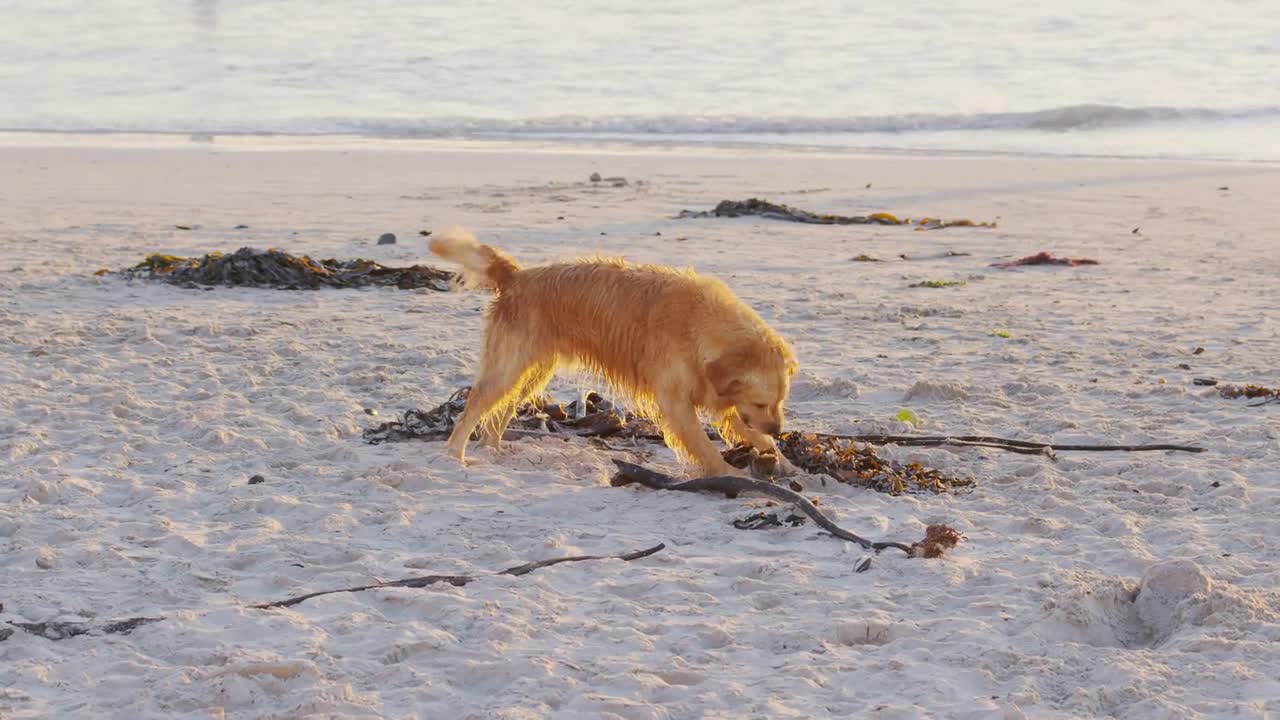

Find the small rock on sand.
[
  {"left": 35, "top": 546, "right": 57, "bottom": 569},
  {"left": 1136, "top": 559, "right": 1211, "bottom": 639},
  {"left": 377, "top": 233, "right": 397, "bottom": 245},
  {"left": 589, "top": 172, "right": 602, "bottom": 182},
  {"left": 249, "top": 474, "right": 265, "bottom": 485}
]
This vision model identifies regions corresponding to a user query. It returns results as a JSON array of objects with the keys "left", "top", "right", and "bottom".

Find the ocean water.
[{"left": 2, "top": 0, "right": 1278, "bottom": 160}]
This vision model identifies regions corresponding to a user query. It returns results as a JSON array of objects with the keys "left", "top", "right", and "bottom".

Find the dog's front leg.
[{"left": 656, "top": 392, "right": 748, "bottom": 478}]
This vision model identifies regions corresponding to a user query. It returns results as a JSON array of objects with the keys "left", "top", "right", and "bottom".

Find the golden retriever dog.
[{"left": 428, "top": 227, "right": 798, "bottom": 477}]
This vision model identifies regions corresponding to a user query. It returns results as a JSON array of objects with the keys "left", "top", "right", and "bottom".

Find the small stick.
[
  {"left": 611, "top": 460, "right": 913, "bottom": 554},
  {"left": 252, "top": 544, "right": 665, "bottom": 610}
]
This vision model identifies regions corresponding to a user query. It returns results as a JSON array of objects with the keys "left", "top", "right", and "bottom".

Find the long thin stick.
[
  {"left": 252, "top": 544, "right": 666, "bottom": 610},
  {"left": 611, "top": 460, "right": 913, "bottom": 554},
  {"left": 504, "top": 427, "right": 1206, "bottom": 455},
  {"left": 811, "top": 433, "right": 1206, "bottom": 454}
]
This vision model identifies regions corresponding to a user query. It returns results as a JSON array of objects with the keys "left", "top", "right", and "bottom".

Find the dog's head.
[{"left": 707, "top": 343, "right": 798, "bottom": 435}]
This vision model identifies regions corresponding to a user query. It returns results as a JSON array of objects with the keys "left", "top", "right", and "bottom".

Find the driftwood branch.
[
  {"left": 809, "top": 433, "right": 1205, "bottom": 455},
  {"left": 610, "top": 460, "right": 914, "bottom": 554},
  {"left": 253, "top": 543, "right": 666, "bottom": 610},
  {"left": 3, "top": 548, "right": 665, "bottom": 639}
]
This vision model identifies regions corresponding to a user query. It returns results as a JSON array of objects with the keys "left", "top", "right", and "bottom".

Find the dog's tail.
[{"left": 428, "top": 226, "right": 519, "bottom": 292}]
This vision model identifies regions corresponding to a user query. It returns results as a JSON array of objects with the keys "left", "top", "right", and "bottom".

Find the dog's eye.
[{"left": 754, "top": 403, "right": 768, "bottom": 410}]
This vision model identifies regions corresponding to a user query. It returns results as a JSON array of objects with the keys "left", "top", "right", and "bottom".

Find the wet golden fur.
[{"left": 429, "top": 227, "right": 798, "bottom": 476}]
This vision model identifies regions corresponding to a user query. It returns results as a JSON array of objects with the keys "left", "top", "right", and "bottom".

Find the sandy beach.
[{"left": 2, "top": 141, "right": 1278, "bottom": 719}]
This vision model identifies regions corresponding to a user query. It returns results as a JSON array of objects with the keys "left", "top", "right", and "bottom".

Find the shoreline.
[{"left": 3, "top": 128, "right": 1278, "bottom": 167}]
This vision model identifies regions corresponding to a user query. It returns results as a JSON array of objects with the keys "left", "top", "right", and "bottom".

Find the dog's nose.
[{"left": 764, "top": 422, "right": 782, "bottom": 436}]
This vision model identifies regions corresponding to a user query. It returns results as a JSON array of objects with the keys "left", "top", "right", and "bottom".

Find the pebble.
[
  {"left": 249, "top": 474, "right": 265, "bottom": 485},
  {"left": 377, "top": 233, "right": 397, "bottom": 245},
  {"left": 589, "top": 172, "right": 602, "bottom": 182},
  {"left": 35, "top": 547, "right": 56, "bottom": 569},
  {"left": 364, "top": 408, "right": 377, "bottom": 416}
]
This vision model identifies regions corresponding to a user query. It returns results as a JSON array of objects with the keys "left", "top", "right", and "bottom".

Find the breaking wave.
[{"left": 6, "top": 104, "right": 1279, "bottom": 139}]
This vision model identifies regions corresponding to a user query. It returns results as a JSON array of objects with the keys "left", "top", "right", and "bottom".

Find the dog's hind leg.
[
  {"left": 477, "top": 360, "right": 555, "bottom": 449},
  {"left": 447, "top": 341, "right": 542, "bottom": 464},
  {"left": 655, "top": 390, "right": 747, "bottom": 478}
]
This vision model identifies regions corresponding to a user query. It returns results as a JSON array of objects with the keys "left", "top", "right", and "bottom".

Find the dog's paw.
[
  {"left": 444, "top": 444, "right": 471, "bottom": 465},
  {"left": 744, "top": 450, "right": 800, "bottom": 481}
]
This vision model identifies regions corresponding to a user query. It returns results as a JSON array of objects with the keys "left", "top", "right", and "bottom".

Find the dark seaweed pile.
[
  {"left": 725, "top": 432, "right": 973, "bottom": 495},
  {"left": 123, "top": 247, "right": 453, "bottom": 290},
  {"left": 678, "top": 198, "right": 995, "bottom": 230},
  {"left": 363, "top": 387, "right": 663, "bottom": 444},
  {"left": 369, "top": 387, "right": 969, "bottom": 495}
]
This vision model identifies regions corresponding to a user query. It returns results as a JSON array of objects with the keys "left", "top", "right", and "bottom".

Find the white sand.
[{"left": 1, "top": 141, "right": 1278, "bottom": 719}]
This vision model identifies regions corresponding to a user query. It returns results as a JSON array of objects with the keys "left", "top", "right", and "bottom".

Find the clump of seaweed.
[
  {"left": 371, "top": 387, "right": 970, "bottom": 495},
  {"left": 1216, "top": 383, "right": 1280, "bottom": 406},
  {"left": 363, "top": 387, "right": 662, "bottom": 445},
  {"left": 910, "top": 279, "right": 967, "bottom": 288},
  {"left": 678, "top": 198, "right": 995, "bottom": 230},
  {"left": 725, "top": 432, "right": 973, "bottom": 495},
  {"left": 1217, "top": 383, "right": 1279, "bottom": 400},
  {"left": 990, "top": 251, "right": 1099, "bottom": 268},
  {"left": 910, "top": 525, "right": 963, "bottom": 558},
  {"left": 364, "top": 387, "right": 474, "bottom": 443},
  {"left": 119, "top": 247, "right": 453, "bottom": 290}
]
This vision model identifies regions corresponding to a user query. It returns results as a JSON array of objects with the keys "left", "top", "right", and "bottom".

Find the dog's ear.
[{"left": 707, "top": 351, "right": 747, "bottom": 397}]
